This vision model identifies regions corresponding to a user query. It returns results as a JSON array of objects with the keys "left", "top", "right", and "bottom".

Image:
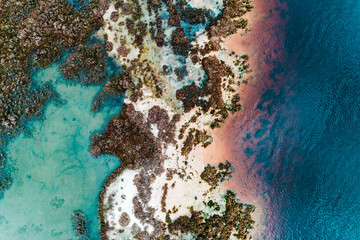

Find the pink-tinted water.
[{"left": 204, "top": 0, "right": 288, "bottom": 238}]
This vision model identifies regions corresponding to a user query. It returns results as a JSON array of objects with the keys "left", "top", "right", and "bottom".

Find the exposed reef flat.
[{"left": 90, "top": 0, "right": 257, "bottom": 239}]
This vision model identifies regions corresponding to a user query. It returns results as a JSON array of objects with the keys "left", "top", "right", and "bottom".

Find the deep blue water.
[{"left": 250, "top": 0, "right": 360, "bottom": 238}]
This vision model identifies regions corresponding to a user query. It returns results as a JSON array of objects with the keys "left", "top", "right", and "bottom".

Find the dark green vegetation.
[
  {"left": 165, "top": 191, "right": 255, "bottom": 240},
  {"left": 0, "top": 0, "right": 108, "bottom": 192}
]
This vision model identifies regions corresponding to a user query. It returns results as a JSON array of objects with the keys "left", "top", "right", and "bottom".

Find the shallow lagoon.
[{"left": 0, "top": 60, "right": 120, "bottom": 239}]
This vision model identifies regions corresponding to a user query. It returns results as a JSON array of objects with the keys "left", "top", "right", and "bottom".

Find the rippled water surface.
[{"left": 244, "top": 0, "right": 360, "bottom": 238}]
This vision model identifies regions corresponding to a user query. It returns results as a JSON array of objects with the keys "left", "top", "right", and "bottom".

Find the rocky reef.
[
  {"left": 0, "top": 0, "right": 108, "bottom": 193},
  {"left": 60, "top": 42, "right": 108, "bottom": 85},
  {"left": 167, "top": 190, "right": 255, "bottom": 240},
  {"left": 72, "top": 210, "right": 90, "bottom": 239},
  {"left": 89, "top": 0, "right": 256, "bottom": 239}
]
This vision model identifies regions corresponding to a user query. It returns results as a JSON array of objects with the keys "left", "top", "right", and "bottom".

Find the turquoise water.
[{"left": 0, "top": 60, "right": 120, "bottom": 239}]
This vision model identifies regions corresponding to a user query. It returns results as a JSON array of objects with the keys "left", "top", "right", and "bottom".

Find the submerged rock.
[{"left": 71, "top": 210, "right": 90, "bottom": 239}]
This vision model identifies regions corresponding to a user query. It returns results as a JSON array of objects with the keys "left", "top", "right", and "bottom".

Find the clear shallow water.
[
  {"left": 0, "top": 60, "right": 120, "bottom": 239},
  {"left": 243, "top": 0, "right": 360, "bottom": 238}
]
